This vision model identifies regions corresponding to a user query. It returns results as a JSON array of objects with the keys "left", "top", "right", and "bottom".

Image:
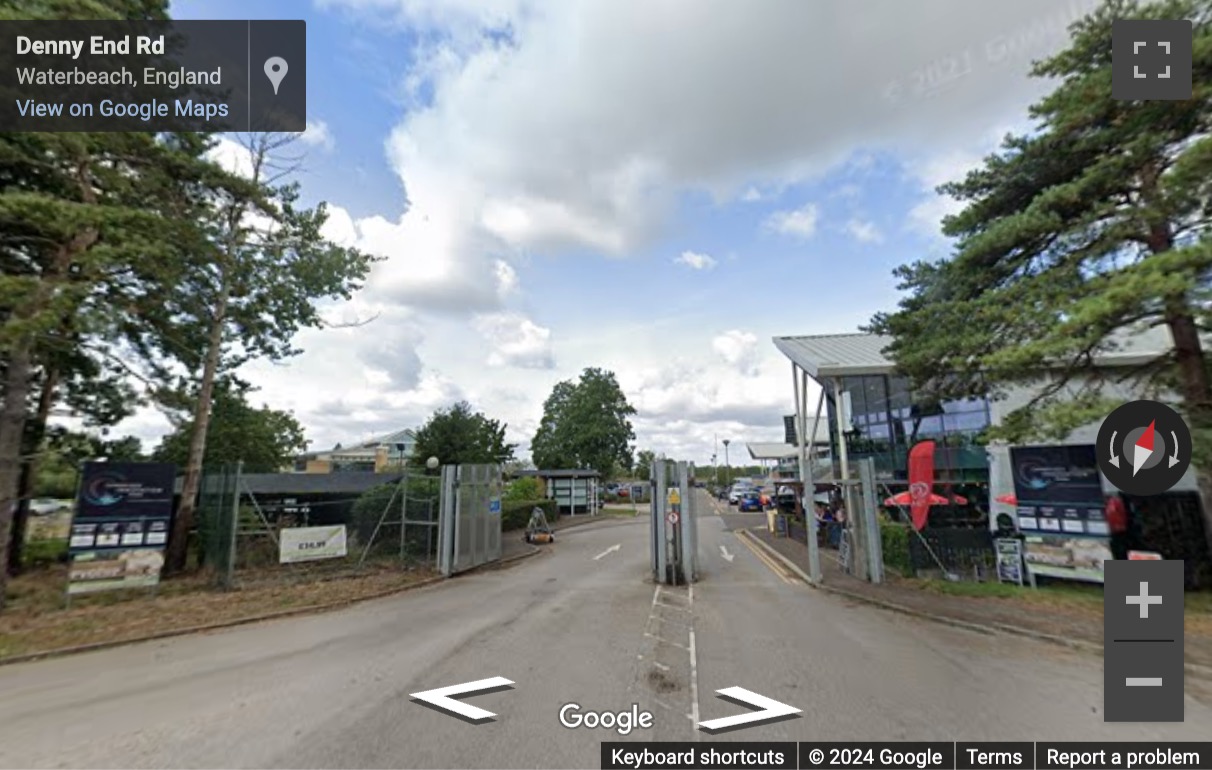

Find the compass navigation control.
[{"left": 1096, "top": 400, "right": 1192, "bottom": 496}]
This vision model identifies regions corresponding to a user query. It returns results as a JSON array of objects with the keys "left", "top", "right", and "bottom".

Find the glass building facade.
[{"left": 824, "top": 374, "right": 992, "bottom": 484}]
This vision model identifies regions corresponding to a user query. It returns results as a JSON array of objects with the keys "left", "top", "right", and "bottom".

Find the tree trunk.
[
  {"left": 0, "top": 346, "right": 34, "bottom": 610},
  {"left": 1163, "top": 304, "right": 1212, "bottom": 560},
  {"left": 165, "top": 287, "right": 230, "bottom": 574},
  {"left": 7, "top": 366, "right": 58, "bottom": 576}
]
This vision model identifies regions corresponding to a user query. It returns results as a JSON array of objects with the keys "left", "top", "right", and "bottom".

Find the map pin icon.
[{"left": 264, "top": 57, "right": 288, "bottom": 95}]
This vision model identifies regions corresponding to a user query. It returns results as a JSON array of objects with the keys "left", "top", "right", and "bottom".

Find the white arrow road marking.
[
  {"left": 697, "top": 687, "right": 801, "bottom": 733},
  {"left": 594, "top": 544, "right": 621, "bottom": 560},
  {"left": 1170, "top": 431, "right": 1181, "bottom": 468},
  {"left": 1109, "top": 431, "right": 1120, "bottom": 468},
  {"left": 719, "top": 545, "right": 734, "bottom": 562},
  {"left": 410, "top": 676, "right": 514, "bottom": 722}
]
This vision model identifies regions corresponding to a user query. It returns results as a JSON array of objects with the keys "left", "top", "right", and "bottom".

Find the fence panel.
[{"left": 908, "top": 526, "right": 996, "bottom": 580}]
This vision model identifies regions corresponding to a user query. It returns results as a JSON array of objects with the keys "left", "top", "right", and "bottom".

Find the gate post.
[
  {"left": 858, "top": 458, "right": 884, "bottom": 584},
  {"left": 654, "top": 459, "right": 668, "bottom": 583},
  {"left": 437, "top": 464, "right": 456, "bottom": 576}
]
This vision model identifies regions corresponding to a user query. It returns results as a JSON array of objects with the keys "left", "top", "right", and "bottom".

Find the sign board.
[
  {"left": 995, "top": 538, "right": 1024, "bottom": 586},
  {"left": 667, "top": 488, "right": 681, "bottom": 506},
  {"left": 774, "top": 514, "right": 788, "bottom": 538},
  {"left": 279, "top": 525, "right": 348, "bottom": 564},
  {"left": 666, "top": 511, "right": 679, "bottom": 525},
  {"left": 67, "top": 462, "right": 175, "bottom": 595},
  {"left": 1129, "top": 550, "right": 1163, "bottom": 560},
  {"left": 489, "top": 498, "right": 501, "bottom": 514},
  {"left": 1010, "top": 445, "right": 1109, "bottom": 583}
]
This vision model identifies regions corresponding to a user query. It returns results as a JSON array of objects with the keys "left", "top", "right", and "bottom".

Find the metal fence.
[
  {"left": 195, "top": 463, "right": 441, "bottom": 590},
  {"left": 907, "top": 526, "right": 996, "bottom": 580}
]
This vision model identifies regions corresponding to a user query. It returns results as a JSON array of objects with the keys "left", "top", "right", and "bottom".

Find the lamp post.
[{"left": 722, "top": 439, "right": 731, "bottom": 486}]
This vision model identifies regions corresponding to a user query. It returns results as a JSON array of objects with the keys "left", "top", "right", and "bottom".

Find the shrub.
[
  {"left": 504, "top": 476, "right": 544, "bottom": 502},
  {"left": 502, "top": 499, "right": 557, "bottom": 531},
  {"left": 23, "top": 538, "right": 69, "bottom": 568},
  {"left": 351, "top": 477, "right": 442, "bottom": 546},
  {"left": 880, "top": 519, "right": 912, "bottom": 577}
]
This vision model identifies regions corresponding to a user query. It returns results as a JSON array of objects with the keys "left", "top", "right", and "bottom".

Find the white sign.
[
  {"left": 666, "top": 511, "right": 679, "bottom": 525},
  {"left": 280, "top": 525, "right": 348, "bottom": 563}
]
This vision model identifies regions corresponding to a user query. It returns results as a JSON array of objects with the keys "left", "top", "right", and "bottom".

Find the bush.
[
  {"left": 880, "top": 519, "right": 912, "bottom": 577},
  {"left": 23, "top": 538, "right": 69, "bottom": 568},
  {"left": 502, "top": 499, "right": 557, "bottom": 531},
  {"left": 504, "top": 476, "right": 544, "bottom": 502},
  {"left": 350, "top": 477, "right": 442, "bottom": 548}
]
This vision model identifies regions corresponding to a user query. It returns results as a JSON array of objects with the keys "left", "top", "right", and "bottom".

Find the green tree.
[
  {"left": 411, "top": 401, "right": 516, "bottom": 467},
  {"left": 531, "top": 368, "right": 636, "bottom": 477},
  {"left": 152, "top": 382, "right": 307, "bottom": 473},
  {"left": 634, "top": 449, "right": 656, "bottom": 481},
  {"left": 503, "top": 476, "right": 544, "bottom": 502},
  {"left": 867, "top": 0, "right": 1212, "bottom": 553},
  {"left": 0, "top": 0, "right": 199, "bottom": 603},
  {"left": 139, "top": 133, "right": 378, "bottom": 571}
]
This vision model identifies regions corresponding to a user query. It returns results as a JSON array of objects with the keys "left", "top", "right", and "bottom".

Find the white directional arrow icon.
[
  {"left": 697, "top": 686, "right": 801, "bottom": 733},
  {"left": 1108, "top": 431, "right": 1120, "bottom": 468},
  {"left": 1132, "top": 420, "right": 1157, "bottom": 476},
  {"left": 594, "top": 544, "right": 620, "bottom": 560},
  {"left": 1169, "top": 431, "right": 1181, "bottom": 468},
  {"left": 720, "top": 545, "right": 734, "bottom": 562},
  {"left": 1132, "top": 443, "right": 1152, "bottom": 476},
  {"left": 410, "top": 676, "right": 514, "bottom": 722}
]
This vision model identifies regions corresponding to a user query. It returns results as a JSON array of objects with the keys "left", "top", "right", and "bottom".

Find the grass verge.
[
  {"left": 903, "top": 576, "right": 1212, "bottom": 634},
  {"left": 0, "top": 565, "right": 434, "bottom": 662}
]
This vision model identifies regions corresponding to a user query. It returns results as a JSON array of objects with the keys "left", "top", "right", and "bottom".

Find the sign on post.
[
  {"left": 666, "top": 511, "right": 679, "bottom": 525},
  {"left": 667, "top": 488, "right": 681, "bottom": 506},
  {"left": 279, "top": 525, "right": 348, "bottom": 563},
  {"left": 67, "top": 462, "right": 175, "bottom": 595},
  {"left": 995, "top": 538, "right": 1025, "bottom": 585}
]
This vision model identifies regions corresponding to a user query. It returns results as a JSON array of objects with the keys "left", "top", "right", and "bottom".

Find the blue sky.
[{"left": 121, "top": 0, "right": 1099, "bottom": 463}]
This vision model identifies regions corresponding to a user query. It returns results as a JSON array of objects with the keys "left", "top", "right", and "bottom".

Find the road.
[{"left": 0, "top": 491, "right": 1209, "bottom": 768}]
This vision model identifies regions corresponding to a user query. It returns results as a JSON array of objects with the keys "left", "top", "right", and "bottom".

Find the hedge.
[
  {"left": 880, "top": 519, "right": 912, "bottom": 577},
  {"left": 502, "top": 499, "right": 558, "bottom": 531}
]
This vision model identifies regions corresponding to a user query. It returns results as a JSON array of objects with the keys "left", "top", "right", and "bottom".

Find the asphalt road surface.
[{"left": 1, "top": 492, "right": 1209, "bottom": 768}]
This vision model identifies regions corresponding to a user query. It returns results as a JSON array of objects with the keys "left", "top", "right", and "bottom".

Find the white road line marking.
[
  {"left": 643, "top": 633, "right": 690, "bottom": 651},
  {"left": 688, "top": 584, "right": 700, "bottom": 731},
  {"left": 652, "top": 662, "right": 670, "bottom": 671},
  {"left": 593, "top": 544, "right": 621, "bottom": 560}
]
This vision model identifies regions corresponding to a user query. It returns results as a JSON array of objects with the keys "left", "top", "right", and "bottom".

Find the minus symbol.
[{"left": 1126, "top": 678, "right": 1163, "bottom": 686}]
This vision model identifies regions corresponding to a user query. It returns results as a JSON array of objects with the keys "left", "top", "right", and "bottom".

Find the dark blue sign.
[{"left": 70, "top": 462, "right": 175, "bottom": 554}]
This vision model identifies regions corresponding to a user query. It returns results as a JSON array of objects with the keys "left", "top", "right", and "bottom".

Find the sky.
[{"left": 110, "top": 0, "right": 1102, "bottom": 465}]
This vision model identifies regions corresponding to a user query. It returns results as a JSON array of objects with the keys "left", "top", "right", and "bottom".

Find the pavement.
[
  {"left": 1, "top": 492, "right": 1209, "bottom": 768},
  {"left": 725, "top": 505, "right": 1212, "bottom": 673}
]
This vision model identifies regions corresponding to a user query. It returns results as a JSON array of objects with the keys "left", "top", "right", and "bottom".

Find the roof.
[
  {"left": 773, "top": 333, "right": 894, "bottom": 379},
  {"left": 176, "top": 472, "right": 403, "bottom": 496},
  {"left": 513, "top": 469, "right": 601, "bottom": 478},
  {"left": 353, "top": 428, "right": 416, "bottom": 449},
  {"left": 746, "top": 439, "right": 830, "bottom": 460},
  {"left": 773, "top": 327, "right": 1180, "bottom": 381}
]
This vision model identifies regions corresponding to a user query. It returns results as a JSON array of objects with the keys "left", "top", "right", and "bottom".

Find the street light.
[{"left": 722, "top": 439, "right": 731, "bottom": 485}]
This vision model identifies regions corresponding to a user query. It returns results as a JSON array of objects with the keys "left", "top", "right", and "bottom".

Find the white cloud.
[
  {"left": 711, "top": 330, "right": 761, "bottom": 376},
  {"left": 675, "top": 250, "right": 717, "bottom": 270},
  {"left": 300, "top": 119, "right": 335, "bottom": 150},
  {"left": 473, "top": 312, "right": 555, "bottom": 369},
  {"left": 764, "top": 203, "right": 818, "bottom": 238},
  {"left": 102, "top": 0, "right": 1106, "bottom": 462},
  {"left": 846, "top": 218, "right": 883, "bottom": 244}
]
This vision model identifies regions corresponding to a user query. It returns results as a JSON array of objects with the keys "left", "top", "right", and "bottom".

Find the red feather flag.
[{"left": 907, "top": 440, "right": 937, "bottom": 531}]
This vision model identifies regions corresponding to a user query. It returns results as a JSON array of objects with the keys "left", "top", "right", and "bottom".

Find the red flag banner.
[{"left": 907, "top": 440, "right": 936, "bottom": 531}]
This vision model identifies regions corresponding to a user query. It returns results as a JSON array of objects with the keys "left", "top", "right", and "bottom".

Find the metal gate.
[
  {"left": 437, "top": 463, "right": 504, "bottom": 576},
  {"left": 650, "top": 459, "right": 698, "bottom": 584}
]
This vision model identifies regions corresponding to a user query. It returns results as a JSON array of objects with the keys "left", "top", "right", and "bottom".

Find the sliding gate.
[
  {"left": 437, "top": 463, "right": 504, "bottom": 576},
  {"left": 650, "top": 460, "right": 699, "bottom": 584}
]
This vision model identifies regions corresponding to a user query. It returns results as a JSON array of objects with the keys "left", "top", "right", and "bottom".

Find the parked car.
[
  {"left": 738, "top": 491, "right": 764, "bottom": 512},
  {"left": 29, "top": 498, "right": 66, "bottom": 516},
  {"left": 728, "top": 483, "right": 752, "bottom": 505}
]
